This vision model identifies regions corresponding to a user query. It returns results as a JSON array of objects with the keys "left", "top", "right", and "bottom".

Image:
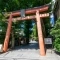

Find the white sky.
[{"left": 52, "top": 0, "right": 55, "bottom": 3}]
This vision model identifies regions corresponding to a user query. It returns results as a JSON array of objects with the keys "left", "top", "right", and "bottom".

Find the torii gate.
[{"left": 3, "top": 4, "right": 49, "bottom": 56}]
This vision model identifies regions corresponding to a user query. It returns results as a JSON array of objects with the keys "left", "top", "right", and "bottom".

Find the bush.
[{"left": 50, "top": 18, "right": 60, "bottom": 52}]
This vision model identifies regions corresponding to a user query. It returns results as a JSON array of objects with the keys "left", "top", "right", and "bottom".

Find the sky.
[{"left": 52, "top": 0, "right": 55, "bottom": 3}]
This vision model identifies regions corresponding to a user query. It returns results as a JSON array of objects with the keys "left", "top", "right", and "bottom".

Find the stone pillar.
[{"left": 36, "top": 10, "right": 45, "bottom": 56}]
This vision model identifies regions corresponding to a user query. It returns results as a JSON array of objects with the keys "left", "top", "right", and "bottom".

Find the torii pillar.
[{"left": 36, "top": 10, "right": 45, "bottom": 56}]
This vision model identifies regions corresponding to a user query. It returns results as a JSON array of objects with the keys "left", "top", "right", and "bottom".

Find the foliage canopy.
[{"left": 50, "top": 18, "right": 60, "bottom": 52}]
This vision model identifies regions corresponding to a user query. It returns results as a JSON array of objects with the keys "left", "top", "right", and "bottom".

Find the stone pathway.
[{"left": 0, "top": 41, "right": 60, "bottom": 60}]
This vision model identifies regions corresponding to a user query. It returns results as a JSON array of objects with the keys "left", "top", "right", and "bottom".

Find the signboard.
[
  {"left": 20, "top": 9, "right": 25, "bottom": 17},
  {"left": 44, "top": 38, "right": 52, "bottom": 44}
]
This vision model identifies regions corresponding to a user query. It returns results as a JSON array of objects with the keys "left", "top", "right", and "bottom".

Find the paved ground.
[{"left": 0, "top": 41, "right": 60, "bottom": 60}]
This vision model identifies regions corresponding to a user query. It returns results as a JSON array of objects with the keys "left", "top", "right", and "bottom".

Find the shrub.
[{"left": 50, "top": 18, "right": 60, "bottom": 52}]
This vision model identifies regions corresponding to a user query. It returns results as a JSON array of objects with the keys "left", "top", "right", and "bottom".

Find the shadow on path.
[
  {"left": 12, "top": 41, "right": 39, "bottom": 51},
  {"left": 14, "top": 43, "right": 39, "bottom": 50}
]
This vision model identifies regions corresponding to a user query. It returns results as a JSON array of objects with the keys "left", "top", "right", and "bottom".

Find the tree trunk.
[{"left": 11, "top": 30, "right": 15, "bottom": 48}]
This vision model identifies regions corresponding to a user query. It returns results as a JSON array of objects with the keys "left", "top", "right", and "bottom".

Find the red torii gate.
[{"left": 3, "top": 4, "right": 49, "bottom": 56}]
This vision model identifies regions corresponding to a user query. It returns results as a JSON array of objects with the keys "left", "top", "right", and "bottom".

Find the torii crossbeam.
[{"left": 3, "top": 4, "right": 50, "bottom": 56}]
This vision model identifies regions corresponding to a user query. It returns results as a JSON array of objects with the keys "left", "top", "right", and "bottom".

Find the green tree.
[
  {"left": 30, "top": 21, "right": 38, "bottom": 40},
  {"left": 24, "top": 20, "right": 32, "bottom": 44},
  {"left": 50, "top": 18, "right": 60, "bottom": 52},
  {"left": 0, "top": 0, "right": 51, "bottom": 12}
]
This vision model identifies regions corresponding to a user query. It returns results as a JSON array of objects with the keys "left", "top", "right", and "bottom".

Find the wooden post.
[
  {"left": 3, "top": 14, "right": 12, "bottom": 52},
  {"left": 36, "top": 10, "right": 45, "bottom": 56}
]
